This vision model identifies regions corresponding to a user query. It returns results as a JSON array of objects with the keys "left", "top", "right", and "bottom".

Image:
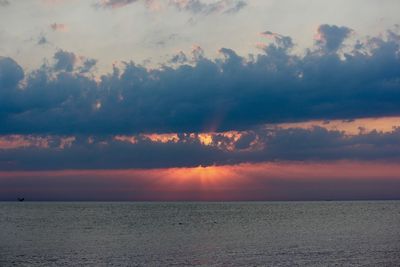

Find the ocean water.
[{"left": 0, "top": 201, "right": 399, "bottom": 266}]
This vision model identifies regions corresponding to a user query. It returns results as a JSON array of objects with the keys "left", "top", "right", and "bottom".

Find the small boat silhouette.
[{"left": 17, "top": 198, "right": 25, "bottom": 202}]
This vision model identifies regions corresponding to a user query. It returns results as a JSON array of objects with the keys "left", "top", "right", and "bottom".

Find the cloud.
[
  {"left": 95, "top": 0, "right": 247, "bottom": 14},
  {"left": 0, "top": 26, "right": 399, "bottom": 135},
  {"left": 96, "top": 0, "right": 139, "bottom": 9},
  {"left": 260, "top": 31, "right": 293, "bottom": 50},
  {"left": 0, "top": 135, "right": 50, "bottom": 150},
  {"left": 169, "top": 0, "right": 247, "bottom": 15},
  {"left": 1, "top": 125, "right": 400, "bottom": 170},
  {"left": 53, "top": 50, "right": 77, "bottom": 72},
  {"left": 37, "top": 35, "right": 48, "bottom": 45},
  {"left": 79, "top": 58, "right": 97, "bottom": 73},
  {"left": 52, "top": 50, "right": 97, "bottom": 73},
  {"left": 170, "top": 51, "right": 188, "bottom": 64},
  {"left": 315, "top": 24, "right": 353, "bottom": 52},
  {"left": 0, "top": 57, "right": 24, "bottom": 89},
  {"left": 50, "top": 23, "right": 69, "bottom": 32}
]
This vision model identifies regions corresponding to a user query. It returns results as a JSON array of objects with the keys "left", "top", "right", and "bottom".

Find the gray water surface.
[{"left": 1, "top": 201, "right": 399, "bottom": 266}]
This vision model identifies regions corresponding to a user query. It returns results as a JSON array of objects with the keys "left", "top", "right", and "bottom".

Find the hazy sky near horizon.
[{"left": 1, "top": 0, "right": 400, "bottom": 200}]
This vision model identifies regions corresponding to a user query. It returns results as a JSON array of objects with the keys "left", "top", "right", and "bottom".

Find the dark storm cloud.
[
  {"left": 170, "top": 51, "right": 188, "bottom": 64},
  {"left": 1, "top": 126, "right": 400, "bottom": 170},
  {"left": 0, "top": 26, "right": 400, "bottom": 135},
  {"left": 52, "top": 50, "right": 97, "bottom": 74},
  {"left": 79, "top": 58, "right": 97, "bottom": 73},
  {"left": 315, "top": 24, "right": 353, "bottom": 52},
  {"left": 0, "top": 57, "right": 24, "bottom": 89},
  {"left": 53, "top": 50, "right": 77, "bottom": 72}
]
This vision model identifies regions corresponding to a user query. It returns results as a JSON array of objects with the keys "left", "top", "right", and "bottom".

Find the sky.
[{"left": 1, "top": 0, "right": 400, "bottom": 201}]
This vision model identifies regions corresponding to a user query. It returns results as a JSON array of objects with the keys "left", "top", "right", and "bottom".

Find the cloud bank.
[
  {"left": 1, "top": 23, "right": 400, "bottom": 201},
  {"left": 0, "top": 25, "right": 399, "bottom": 136},
  {"left": 1, "top": 125, "right": 400, "bottom": 170},
  {"left": 96, "top": 0, "right": 247, "bottom": 14}
]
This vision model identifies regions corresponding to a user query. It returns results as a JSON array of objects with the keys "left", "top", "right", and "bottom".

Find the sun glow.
[
  {"left": 2, "top": 161, "right": 400, "bottom": 201},
  {"left": 165, "top": 165, "right": 233, "bottom": 188}
]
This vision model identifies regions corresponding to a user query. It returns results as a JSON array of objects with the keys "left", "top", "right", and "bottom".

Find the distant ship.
[{"left": 17, "top": 198, "right": 25, "bottom": 202}]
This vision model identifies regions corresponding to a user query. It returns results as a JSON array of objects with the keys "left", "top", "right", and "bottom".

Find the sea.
[{"left": 0, "top": 201, "right": 399, "bottom": 266}]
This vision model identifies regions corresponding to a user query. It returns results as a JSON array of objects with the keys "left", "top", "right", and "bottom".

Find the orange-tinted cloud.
[
  {"left": 0, "top": 135, "right": 76, "bottom": 150},
  {"left": 279, "top": 117, "right": 400, "bottom": 134},
  {"left": 144, "top": 133, "right": 179, "bottom": 143},
  {"left": 50, "top": 23, "right": 69, "bottom": 32},
  {"left": 0, "top": 135, "right": 49, "bottom": 150},
  {"left": 2, "top": 117, "right": 400, "bottom": 170}
]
